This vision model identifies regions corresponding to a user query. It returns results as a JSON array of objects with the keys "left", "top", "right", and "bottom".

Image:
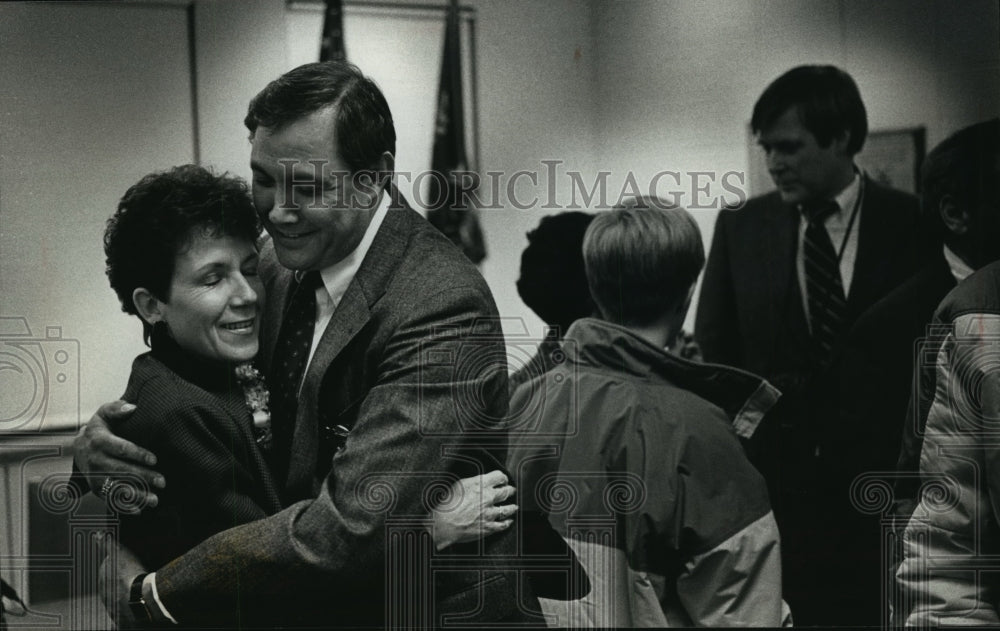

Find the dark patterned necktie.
[
  {"left": 803, "top": 201, "right": 847, "bottom": 368},
  {"left": 269, "top": 271, "right": 322, "bottom": 466}
]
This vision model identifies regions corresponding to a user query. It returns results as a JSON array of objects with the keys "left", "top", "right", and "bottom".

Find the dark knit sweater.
[{"left": 116, "top": 329, "right": 282, "bottom": 570}]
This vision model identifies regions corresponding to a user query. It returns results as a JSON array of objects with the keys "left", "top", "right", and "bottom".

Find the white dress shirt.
[
  {"left": 943, "top": 243, "right": 975, "bottom": 284},
  {"left": 305, "top": 190, "right": 391, "bottom": 368}
]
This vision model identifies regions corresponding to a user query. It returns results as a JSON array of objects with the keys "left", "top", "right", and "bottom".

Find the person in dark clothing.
[
  {"left": 509, "top": 211, "right": 595, "bottom": 393},
  {"left": 102, "top": 165, "right": 282, "bottom": 569},
  {"left": 695, "top": 65, "right": 924, "bottom": 624}
]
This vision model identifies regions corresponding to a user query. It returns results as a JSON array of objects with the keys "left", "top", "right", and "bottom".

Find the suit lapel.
[
  {"left": 300, "top": 192, "right": 413, "bottom": 394},
  {"left": 848, "top": 177, "right": 892, "bottom": 314},
  {"left": 748, "top": 195, "right": 800, "bottom": 353},
  {"left": 763, "top": 198, "right": 800, "bottom": 313},
  {"left": 287, "top": 191, "right": 416, "bottom": 492},
  {"left": 729, "top": 193, "right": 801, "bottom": 373}
]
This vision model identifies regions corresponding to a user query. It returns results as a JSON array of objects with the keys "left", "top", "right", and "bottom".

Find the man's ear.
[
  {"left": 377, "top": 151, "right": 395, "bottom": 177},
  {"left": 940, "top": 194, "right": 970, "bottom": 235},
  {"left": 354, "top": 152, "right": 395, "bottom": 204},
  {"left": 132, "top": 288, "right": 164, "bottom": 325},
  {"left": 832, "top": 128, "right": 852, "bottom": 155},
  {"left": 371, "top": 151, "right": 395, "bottom": 190}
]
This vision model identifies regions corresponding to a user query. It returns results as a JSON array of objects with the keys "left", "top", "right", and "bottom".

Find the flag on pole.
[
  {"left": 427, "top": 0, "right": 486, "bottom": 264},
  {"left": 320, "top": 0, "right": 346, "bottom": 62}
]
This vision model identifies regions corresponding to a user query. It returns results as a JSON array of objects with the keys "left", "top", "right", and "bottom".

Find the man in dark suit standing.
[
  {"left": 695, "top": 65, "right": 923, "bottom": 624},
  {"left": 76, "top": 62, "right": 539, "bottom": 627}
]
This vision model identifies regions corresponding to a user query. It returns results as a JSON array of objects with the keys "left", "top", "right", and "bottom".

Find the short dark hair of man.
[
  {"left": 583, "top": 197, "right": 704, "bottom": 327},
  {"left": 104, "top": 165, "right": 261, "bottom": 345},
  {"left": 516, "top": 211, "right": 595, "bottom": 336},
  {"left": 244, "top": 61, "right": 396, "bottom": 174},
  {"left": 751, "top": 65, "right": 868, "bottom": 155},
  {"left": 921, "top": 118, "right": 1000, "bottom": 245}
]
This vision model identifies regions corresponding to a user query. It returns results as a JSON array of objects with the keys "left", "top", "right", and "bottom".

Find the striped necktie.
[{"left": 802, "top": 200, "right": 847, "bottom": 368}]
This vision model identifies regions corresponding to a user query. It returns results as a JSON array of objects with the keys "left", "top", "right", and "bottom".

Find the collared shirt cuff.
[{"left": 145, "top": 572, "right": 179, "bottom": 625}]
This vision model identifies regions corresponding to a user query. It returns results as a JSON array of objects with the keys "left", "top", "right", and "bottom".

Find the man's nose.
[
  {"left": 765, "top": 150, "right": 786, "bottom": 175},
  {"left": 268, "top": 186, "right": 300, "bottom": 224}
]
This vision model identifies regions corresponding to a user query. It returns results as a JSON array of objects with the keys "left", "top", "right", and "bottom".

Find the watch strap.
[{"left": 128, "top": 572, "right": 152, "bottom": 624}]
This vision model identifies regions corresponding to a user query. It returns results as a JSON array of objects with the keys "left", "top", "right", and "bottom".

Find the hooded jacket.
[{"left": 508, "top": 318, "right": 791, "bottom": 627}]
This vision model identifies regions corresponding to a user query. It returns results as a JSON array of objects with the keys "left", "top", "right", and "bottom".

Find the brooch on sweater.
[{"left": 235, "top": 363, "right": 272, "bottom": 450}]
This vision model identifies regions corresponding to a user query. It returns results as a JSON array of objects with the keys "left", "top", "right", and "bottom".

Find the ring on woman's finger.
[{"left": 100, "top": 476, "right": 114, "bottom": 498}]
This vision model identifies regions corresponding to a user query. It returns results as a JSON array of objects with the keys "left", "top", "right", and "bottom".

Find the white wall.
[
  {"left": 464, "top": 0, "right": 600, "bottom": 344},
  {"left": 285, "top": 1, "right": 469, "bottom": 211},
  {"left": 590, "top": 0, "right": 1000, "bottom": 330},
  {"left": 0, "top": 2, "right": 197, "bottom": 615},
  {"left": 0, "top": 2, "right": 196, "bottom": 434},
  {"left": 195, "top": 0, "right": 289, "bottom": 182}
]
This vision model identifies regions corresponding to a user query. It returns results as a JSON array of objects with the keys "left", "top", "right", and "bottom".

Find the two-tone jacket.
[
  {"left": 508, "top": 318, "right": 791, "bottom": 627},
  {"left": 897, "top": 260, "right": 1000, "bottom": 626}
]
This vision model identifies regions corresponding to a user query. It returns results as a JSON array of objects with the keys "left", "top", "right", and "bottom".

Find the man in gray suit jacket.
[{"left": 76, "top": 62, "right": 539, "bottom": 627}]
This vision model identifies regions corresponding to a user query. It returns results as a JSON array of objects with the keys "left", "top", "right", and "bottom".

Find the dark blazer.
[
  {"left": 116, "top": 330, "right": 282, "bottom": 571},
  {"left": 695, "top": 176, "right": 922, "bottom": 624},
  {"left": 155, "top": 195, "right": 538, "bottom": 627},
  {"left": 835, "top": 253, "right": 955, "bottom": 485},
  {"left": 695, "top": 176, "right": 923, "bottom": 499},
  {"left": 818, "top": 254, "right": 955, "bottom": 626},
  {"left": 696, "top": 176, "right": 922, "bottom": 388}
]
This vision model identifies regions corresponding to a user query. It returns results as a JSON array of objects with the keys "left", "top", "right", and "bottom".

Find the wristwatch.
[{"left": 129, "top": 572, "right": 152, "bottom": 624}]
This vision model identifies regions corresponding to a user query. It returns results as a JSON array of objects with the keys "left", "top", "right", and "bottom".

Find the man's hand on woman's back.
[{"left": 72, "top": 400, "right": 165, "bottom": 514}]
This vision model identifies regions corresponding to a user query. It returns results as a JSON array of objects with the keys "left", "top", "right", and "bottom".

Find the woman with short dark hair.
[
  {"left": 104, "top": 165, "right": 511, "bottom": 573},
  {"left": 104, "top": 165, "right": 278, "bottom": 569}
]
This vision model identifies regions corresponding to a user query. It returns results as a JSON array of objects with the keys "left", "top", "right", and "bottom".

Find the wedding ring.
[{"left": 100, "top": 476, "right": 114, "bottom": 498}]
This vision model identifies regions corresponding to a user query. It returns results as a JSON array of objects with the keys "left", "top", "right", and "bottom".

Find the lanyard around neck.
[{"left": 835, "top": 175, "right": 864, "bottom": 263}]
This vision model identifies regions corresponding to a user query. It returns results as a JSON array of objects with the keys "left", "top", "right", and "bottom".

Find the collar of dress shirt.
[
  {"left": 830, "top": 168, "right": 862, "bottom": 220},
  {"left": 943, "top": 243, "right": 975, "bottom": 284},
  {"left": 294, "top": 189, "right": 391, "bottom": 311}
]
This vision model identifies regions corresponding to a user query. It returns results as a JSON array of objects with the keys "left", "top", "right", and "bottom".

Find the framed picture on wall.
[
  {"left": 747, "top": 126, "right": 927, "bottom": 197},
  {"left": 855, "top": 127, "right": 926, "bottom": 195}
]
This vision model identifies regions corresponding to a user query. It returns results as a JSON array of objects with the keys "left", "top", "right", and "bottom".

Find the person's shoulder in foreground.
[
  {"left": 935, "top": 259, "right": 1000, "bottom": 321},
  {"left": 894, "top": 262, "right": 1000, "bottom": 627}
]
